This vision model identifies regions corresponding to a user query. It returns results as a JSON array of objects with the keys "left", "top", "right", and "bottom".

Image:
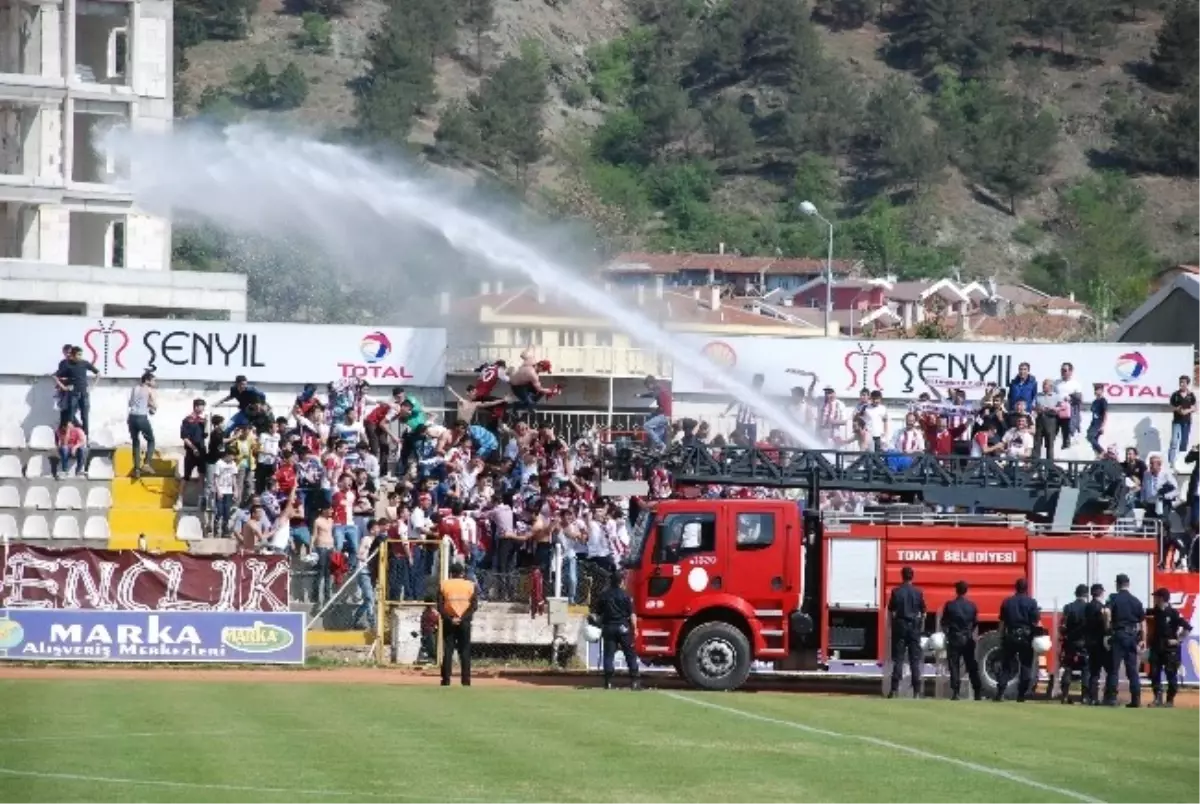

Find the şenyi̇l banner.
[
  {"left": 0, "top": 314, "right": 447, "bottom": 385},
  {"left": 672, "top": 336, "right": 1193, "bottom": 405}
]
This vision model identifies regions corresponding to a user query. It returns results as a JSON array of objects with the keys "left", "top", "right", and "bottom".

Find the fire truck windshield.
[{"left": 624, "top": 508, "right": 653, "bottom": 568}]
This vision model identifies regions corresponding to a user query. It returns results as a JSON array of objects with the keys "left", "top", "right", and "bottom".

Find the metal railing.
[{"left": 447, "top": 344, "right": 672, "bottom": 378}]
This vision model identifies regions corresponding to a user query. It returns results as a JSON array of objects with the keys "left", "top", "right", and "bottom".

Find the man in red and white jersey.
[
  {"left": 330, "top": 472, "right": 358, "bottom": 565},
  {"left": 437, "top": 501, "right": 466, "bottom": 558},
  {"left": 364, "top": 387, "right": 404, "bottom": 472}
]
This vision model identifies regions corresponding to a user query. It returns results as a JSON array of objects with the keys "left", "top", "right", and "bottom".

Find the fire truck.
[{"left": 604, "top": 444, "right": 1187, "bottom": 695}]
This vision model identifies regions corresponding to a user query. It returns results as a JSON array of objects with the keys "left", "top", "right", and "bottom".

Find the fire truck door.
[
  {"left": 722, "top": 510, "right": 789, "bottom": 612},
  {"left": 645, "top": 512, "right": 721, "bottom": 611}
]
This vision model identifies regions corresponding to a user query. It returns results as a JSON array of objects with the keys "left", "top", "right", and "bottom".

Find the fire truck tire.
[
  {"left": 679, "top": 622, "right": 752, "bottom": 691},
  {"left": 975, "top": 631, "right": 1004, "bottom": 699}
]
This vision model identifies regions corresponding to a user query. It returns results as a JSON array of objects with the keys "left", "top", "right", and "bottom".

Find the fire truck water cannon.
[{"left": 602, "top": 443, "right": 1165, "bottom": 695}]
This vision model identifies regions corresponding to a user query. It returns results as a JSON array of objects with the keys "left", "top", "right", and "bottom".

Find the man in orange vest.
[{"left": 438, "top": 562, "right": 478, "bottom": 686}]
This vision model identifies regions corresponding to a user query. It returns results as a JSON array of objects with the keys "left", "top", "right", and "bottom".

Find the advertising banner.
[
  {"left": 671, "top": 336, "right": 1193, "bottom": 406},
  {"left": 0, "top": 314, "right": 447, "bottom": 385},
  {"left": 1157, "top": 570, "right": 1199, "bottom": 685},
  {"left": 0, "top": 609, "right": 305, "bottom": 664},
  {"left": 2, "top": 545, "right": 290, "bottom": 612}
]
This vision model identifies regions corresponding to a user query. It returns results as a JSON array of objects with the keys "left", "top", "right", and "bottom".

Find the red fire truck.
[{"left": 610, "top": 445, "right": 1190, "bottom": 694}]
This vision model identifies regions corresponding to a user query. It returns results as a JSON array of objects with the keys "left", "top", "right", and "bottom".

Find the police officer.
[
  {"left": 887, "top": 566, "right": 926, "bottom": 699},
  {"left": 1104, "top": 573, "right": 1146, "bottom": 708},
  {"left": 590, "top": 570, "right": 642, "bottom": 690},
  {"left": 1148, "top": 587, "right": 1193, "bottom": 707},
  {"left": 940, "top": 580, "right": 982, "bottom": 701},
  {"left": 1083, "top": 583, "right": 1108, "bottom": 705},
  {"left": 994, "top": 578, "right": 1040, "bottom": 702},
  {"left": 437, "top": 562, "right": 478, "bottom": 687},
  {"left": 1057, "top": 584, "right": 1090, "bottom": 704}
]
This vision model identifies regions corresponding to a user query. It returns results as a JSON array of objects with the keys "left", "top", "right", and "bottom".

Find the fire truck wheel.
[
  {"left": 680, "top": 622, "right": 752, "bottom": 691},
  {"left": 975, "top": 631, "right": 1004, "bottom": 699}
]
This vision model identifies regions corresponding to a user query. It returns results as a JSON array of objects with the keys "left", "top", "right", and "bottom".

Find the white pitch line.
[
  {"left": 0, "top": 768, "right": 540, "bottom": 804},
  {"left": 662, "top": 691, "right": 1104, "bottom": 804}
]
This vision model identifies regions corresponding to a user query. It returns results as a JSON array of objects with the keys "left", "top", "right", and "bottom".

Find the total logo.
[
  {"left": 1104, "top": 350, "right": 1168, "bottom": 399},
  {"left": 337, "top": 331, "right": 414, "bottom": 379}
]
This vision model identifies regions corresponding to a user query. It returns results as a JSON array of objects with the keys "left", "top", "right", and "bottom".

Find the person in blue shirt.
[
  {"left": 1006, "top": 362, "right": 1038, "bottom": 411},
  {"left": 453, "top": 420, "right": 499, "bottom": 460}
]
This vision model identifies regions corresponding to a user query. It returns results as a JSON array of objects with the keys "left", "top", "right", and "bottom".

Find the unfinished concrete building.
[{"left": 0, "top": 0, "right": 246, "bottom": 319}]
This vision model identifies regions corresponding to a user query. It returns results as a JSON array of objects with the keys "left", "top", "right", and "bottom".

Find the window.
[
  {"left": 656, "top": 513, "right": 716, "bottom": 563},
  {"left": 558, "top": 330, "right": 584, "bottom": 347},
  {"left": 594, "top": 331, "right": 613, "bottom": 347},
  {"left": 736, "top": 513, "right": 775, "bottom": 548},
  {"left": 513, "top": 328, "right": 542, "bottom": 347}
]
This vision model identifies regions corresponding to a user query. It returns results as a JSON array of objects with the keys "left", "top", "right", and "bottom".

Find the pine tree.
[
  {"left": 704, "top": 98, "right": 754, "bottom": 159},
  {"left": 461, "top": 0, "right": 495, "bottom": 71},
  {"left": 1151, "top": 0, "right": 1199, "bottom": 88},
  {"left": 273, "top": 62, "right": 309, "bottom": 109}
]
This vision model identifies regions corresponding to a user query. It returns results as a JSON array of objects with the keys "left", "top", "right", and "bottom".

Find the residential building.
[
  {"left": 447, "top": 280, "right": 823, "bottom": 380},
  {"left": 0, "top": 0, "right": 246, "bottom": 319},
  {"left": 792, "top": 276, "right": 1089, "bottom": 339},
  {"left": 604, "top": 249, "right": 863, "bottom": 296}
]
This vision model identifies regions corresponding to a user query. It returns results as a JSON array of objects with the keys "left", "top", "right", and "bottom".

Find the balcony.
[{"left": 448, "top": 344, "right": 672, "bottom": 378}]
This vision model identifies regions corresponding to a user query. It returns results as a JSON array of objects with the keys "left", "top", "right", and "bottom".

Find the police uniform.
[
  {"left": 438, "top": 573, "right": 478, "bottom": 686},
  {"left": 1083, "top": 591, "right": 1109, "bottom": 704},
  {"left": 590, "top": 582, "right": 641, "bottom": 689},
  {"left": 1105, "top": 584, "right": 1146, "bottom": 707},
  {"left": 1057, "top": 594, "right": 1090, "bottom": 703},
  {"left": 1148, "top": 590, "right": 1193, "bottom": 707},
  {"left": 940, "top": 593, "right": 981, "bottom": 700},
  {"left": 887, "top": 579, "right": 926, "bottom": 698},
  {"left": 994, "top": 589, "right": 1040, "bottom": 701}
]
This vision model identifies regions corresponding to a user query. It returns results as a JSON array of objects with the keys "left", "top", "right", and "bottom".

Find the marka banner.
[
  {"left": 0, "top": 314, "right": 447, "bottom": 385},
  {"left": 672, "top": 336, "right": 1193, "bottom": 406},
  {"left": 0, "top": 609, "right": 305, "bottom": 664},
  {"left": 1, "top": 545, "right": 290, "bottom": 612}
]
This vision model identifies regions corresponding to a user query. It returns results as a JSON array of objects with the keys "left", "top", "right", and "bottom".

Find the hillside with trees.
[{"left": 172, "top": 0, "right": 1198, "bottom": 326}]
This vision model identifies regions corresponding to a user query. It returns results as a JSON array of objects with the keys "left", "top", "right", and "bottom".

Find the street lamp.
[{"left": 800, "top": 200, "right": 834, "bottom": 336}]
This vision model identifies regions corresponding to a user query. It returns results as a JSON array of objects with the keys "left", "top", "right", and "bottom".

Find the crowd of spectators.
[{"left": 176, "top": 371, "right": 638, "bottom": 630}]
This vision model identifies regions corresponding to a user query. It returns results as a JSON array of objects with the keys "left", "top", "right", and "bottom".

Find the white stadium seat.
[
  {"left": 86, "top": 487, "right": 113, "bottom": 510},
  {"left": 22, "top": 486, "right": 52, "bottom": 510},
  {"left": 0, "top": 486, "right": 19, "bottom": 509},
  {"left": 88, "top": 427, "right": 116, "bottom": 449},
  {"left": 52, "top": 515, "right": 81, "bottom": 540},
  {"left": 83, "top": 516, "right": 110, "bottom": 541},
  {"left": 0, "top": 455, "right": 22, "bottom": 479},
  {"left": 27, "top": 426, "right": 56, "bottom": 451},
  {"left": 176, "top": 515, "right": 204, "bottom": 542},
  {"left": 54, "top": 485, "right": 83, "bottom": 510},
  {"left": 0, "top": 513, "right": 18, "bottom": 540},
  {"left": 21, "top": 514, "right": 49, "bottom": 540},
  {"left": 0, "top": 426, "right": 25, "bottom": 450},
  {"left": 25, "top": 455, "right": 49, "bottom": 478},
  {"left": 86, "top": 456, "right": 115, "bottom": 480}
]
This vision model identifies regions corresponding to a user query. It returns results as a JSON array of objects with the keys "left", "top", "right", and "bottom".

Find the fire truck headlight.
[
  {"left": 1032, "top": 635, "right": 1052, "bottom": 655},
  {"left": 927, "top": 632, "right": 946, "bottom": 654},
  {"left": 919, "top": 636, "right": 930, "bottom": 653},
  {"left": 584, "top": 624, "right": 602, "bottom": 643}
]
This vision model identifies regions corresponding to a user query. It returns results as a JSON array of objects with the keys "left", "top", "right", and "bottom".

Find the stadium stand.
[{"left": 27, "top": 425, "right": 56, "bottom": 452}]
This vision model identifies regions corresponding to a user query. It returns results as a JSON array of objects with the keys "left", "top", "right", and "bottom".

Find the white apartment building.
[{"left": 0, "top": 0, "right": 246, "bottom": 319}]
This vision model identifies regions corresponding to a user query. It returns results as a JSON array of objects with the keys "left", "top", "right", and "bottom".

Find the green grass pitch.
[{"left": 0, "top": 677, "right": 1196, "bottom": 802}]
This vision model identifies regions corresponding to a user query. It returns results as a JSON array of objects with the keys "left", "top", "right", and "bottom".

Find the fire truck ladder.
[{"left": 603, "top": 444, "right": 1127, "bottom": 517}]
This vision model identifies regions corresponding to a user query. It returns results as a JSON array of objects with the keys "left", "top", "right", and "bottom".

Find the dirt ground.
[{"left": 0, "top": 665, "right": 1195, "bottom": 706}]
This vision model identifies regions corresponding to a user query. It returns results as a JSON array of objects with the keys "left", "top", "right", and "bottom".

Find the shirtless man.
[
  {"left": 447, "top": 385, "right": 508, "bottom": 427},
  {"left": 508, "top": 357, "right": 561, "bottom": 415},
  {"left": 312, "top": 505, "right": 335, "bottom": 605},
  {"left": 240, "top": 503, "right": 265, "bottom": 552}
]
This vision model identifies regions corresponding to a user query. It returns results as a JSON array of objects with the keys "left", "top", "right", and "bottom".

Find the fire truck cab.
[{"left": 626, "top": 498, "right": 1161, "bottom": 694}]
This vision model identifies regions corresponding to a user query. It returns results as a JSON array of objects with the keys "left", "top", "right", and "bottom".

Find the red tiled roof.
[
  {"left": 873, "top": 312, "right": 1091, "bottom": 341},
  {"left": 606, "top": 251, "right": 860, "bottom": 276}
]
